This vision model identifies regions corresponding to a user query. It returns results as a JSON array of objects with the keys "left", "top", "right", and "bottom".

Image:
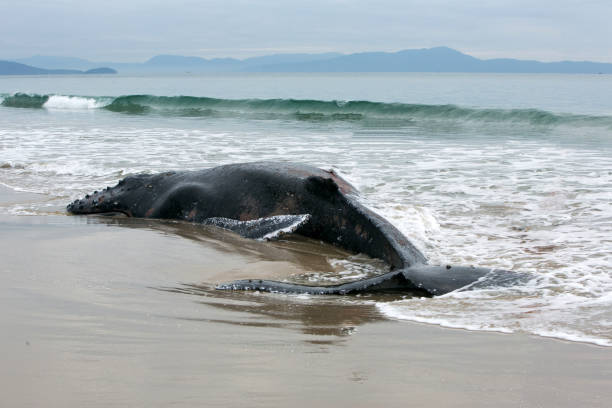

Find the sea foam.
[{"left": 44, "top": 95, "right": 105, "bottom": 110}]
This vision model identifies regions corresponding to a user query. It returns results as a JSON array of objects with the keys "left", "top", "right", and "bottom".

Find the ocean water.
[{"left": 1, "top": 73, "right": 611, "bottom": 346}]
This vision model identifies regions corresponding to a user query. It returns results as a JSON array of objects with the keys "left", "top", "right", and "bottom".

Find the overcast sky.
[{"left": 2, "top": 0, "right": 611, "bottom": 62}]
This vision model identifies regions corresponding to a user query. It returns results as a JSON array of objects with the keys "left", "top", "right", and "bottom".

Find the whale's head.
[{"left": 66, "top": 174, "right": 153, "bottom": 217}]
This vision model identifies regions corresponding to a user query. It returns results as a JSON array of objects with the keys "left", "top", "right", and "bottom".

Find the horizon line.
[{"left": 8, "top": 47, "right": 612, "bottom": 65}]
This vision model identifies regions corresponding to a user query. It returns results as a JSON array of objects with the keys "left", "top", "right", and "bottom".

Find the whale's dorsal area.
[{"left": 67, "top": 162, "right": 524, "bottom": 296}]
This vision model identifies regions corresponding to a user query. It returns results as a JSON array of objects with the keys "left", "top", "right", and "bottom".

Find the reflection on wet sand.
[
  {"left": 158, "top": 283, "right": 397, "bottom": 341},
  {"left": 87, "top": 215, "right": 404, "bottom": 341},
  {"left": 89, "top": 215, "right": 348, "bottom": 277}
]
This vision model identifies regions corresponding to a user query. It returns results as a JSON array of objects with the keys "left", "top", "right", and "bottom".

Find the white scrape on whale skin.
[{"left": 202, "top": 214, "right": 311, "bottom": 241}]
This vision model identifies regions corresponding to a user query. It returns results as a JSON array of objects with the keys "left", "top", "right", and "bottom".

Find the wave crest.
[
  {"left": 3, "top": 92, "right": 612, "bottom": 127},
  {"left": 1, "top": 93, "right": 49, "bottom": 108},
  {"left": 45, "top": 95, "right": 103, "bottom": 110}
]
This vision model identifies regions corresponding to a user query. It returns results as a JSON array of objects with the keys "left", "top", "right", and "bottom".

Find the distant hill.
[
  {"left": 1, "top": 60, "right": 52, "bottom": 75},
  {"left": 83, "top": 67, "right": 117, "bottom": 74},
  {"left": 6, "top": 53, "right": 344, "bottom": 74},
  {"left": 253, "top": 47, "right": 612, "bottom": 73},
  {"left": 14, "top": 55, "right": 96, "bottom": 70},
  {"left": 4, "top": 48, "right": 612, "bottom": 74},
  {"left": 0, "top": 60, "right": 117, "bottom": 75}
]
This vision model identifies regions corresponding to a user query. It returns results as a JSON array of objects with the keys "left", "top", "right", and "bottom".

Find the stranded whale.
[{"left": 67, "top": 162, "right": 520, "bottom": 296}]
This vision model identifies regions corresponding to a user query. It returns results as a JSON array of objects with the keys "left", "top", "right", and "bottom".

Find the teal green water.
[
  {"left": 0, "top": 73, "right": 611, "bottom": 346},
  {"left": 2, "top": 72, "right": 612, "bottom": 114},
  {"left": 4, "top": 92, "right": 612, "bottom": 128}
]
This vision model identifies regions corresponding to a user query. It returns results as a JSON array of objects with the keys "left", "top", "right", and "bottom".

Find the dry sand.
[{"left": 0, "top": 185, "right": 610, "bottom": 407}]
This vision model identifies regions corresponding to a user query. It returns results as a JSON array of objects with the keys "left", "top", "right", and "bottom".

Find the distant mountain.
[
  {"left": 138, "top": 52, "right": 344, "bottom": 72},
  {"left": 242, "top": 52, "right": 342, "bottom": 67},
  {"left": 4, "top": 48, "right": 612, "bottom": 74},
  {"left": 146, "top": 55, "right": 240, "bottom": 67},
  {"left": 1, "top": 60, "right": 52, "bottom": 75},
  {"left": 83, "top": 67, "right": 117, "bottom": 74},
  {"left": 14, "top": 55, "right": 97, "bottom": 70},
  {"left": 142, "top": 55, "right": 241, "bottom": 72},
  {"left": 253, "top": 47, "right": 612, "bottom": 73},
  {"left": 0, "top": 60, "right": 117, "bottom": 75},
  {"left": 257, "top": 47, "right": 479, "bottom": 72}
]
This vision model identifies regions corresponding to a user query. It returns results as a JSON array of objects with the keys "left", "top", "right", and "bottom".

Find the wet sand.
[{"left": 1, "top": 185, "right": 611, "bottom": 407}]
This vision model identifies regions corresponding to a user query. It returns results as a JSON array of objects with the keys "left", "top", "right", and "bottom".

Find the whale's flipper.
[
  {"left": 203, "top": 214, "right": 311, "bottom": 240},
  {"left": 216, "top": 265, "right": 529, "bottom": 297},
  {"left": 215, "top": 269, "right": 426, "bottom": 295}
]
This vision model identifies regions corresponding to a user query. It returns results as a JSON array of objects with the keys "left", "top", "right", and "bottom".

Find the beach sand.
[{"left": 1, "top": 185, "right": 610, "bottom": 407}]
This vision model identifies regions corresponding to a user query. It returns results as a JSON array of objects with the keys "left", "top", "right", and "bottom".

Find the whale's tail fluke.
[{"left": 216, "top": 265, "right": 530, "bottom": 297}]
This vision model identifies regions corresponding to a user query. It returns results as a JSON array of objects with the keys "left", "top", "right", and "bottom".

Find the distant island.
[
  {"left": 0, "top": 60, "right": 117, "bottom": 75},
  {"left": 3, "top": 47, "right": 611, "bottom": 74}
]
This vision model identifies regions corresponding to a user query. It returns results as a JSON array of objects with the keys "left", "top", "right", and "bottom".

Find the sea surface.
[{"left": 1, "top": 73, "right": 611, "bottom": 346}]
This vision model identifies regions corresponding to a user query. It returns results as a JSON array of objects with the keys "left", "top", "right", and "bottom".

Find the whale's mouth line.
[
  {"left": 90, "top": 211, "right": 132, "bottom": 218},
  {"left": 67, "top": 205, "right": 133, "bottom": 218}
]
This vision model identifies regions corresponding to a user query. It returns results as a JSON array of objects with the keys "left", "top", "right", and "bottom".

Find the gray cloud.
[{"left": 2, "top": 0, "right": 611, "bottom": 62}]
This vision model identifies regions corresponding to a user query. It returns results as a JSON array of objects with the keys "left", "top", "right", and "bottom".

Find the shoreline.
[{"left": 1, "top": 184, "right": 611, "bottom": 407}]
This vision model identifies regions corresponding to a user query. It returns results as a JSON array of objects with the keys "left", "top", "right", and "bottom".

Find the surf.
[{"left": 3, "top": 92, "right": 612, "bottom": 127}]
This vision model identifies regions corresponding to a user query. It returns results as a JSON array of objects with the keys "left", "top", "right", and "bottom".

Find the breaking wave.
[
  {"left": 0, "top": 93, "right": 107, "bottom": 110},
  {"left": 3, "top": 92, "right": 612, "bottom": 127}
]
